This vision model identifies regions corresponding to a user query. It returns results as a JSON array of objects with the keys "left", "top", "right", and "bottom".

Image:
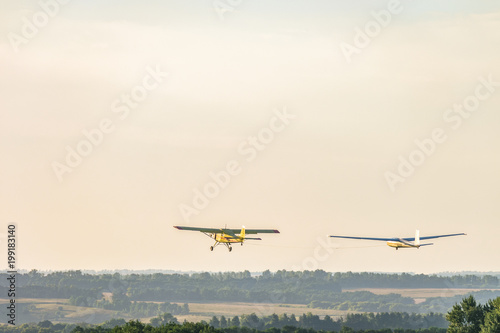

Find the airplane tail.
[
  {"left": 239, "top": 226, "right": 261, "bottom": 240},
  {"left": 415, "top": 230, "right": 420, "bottom": 246}
]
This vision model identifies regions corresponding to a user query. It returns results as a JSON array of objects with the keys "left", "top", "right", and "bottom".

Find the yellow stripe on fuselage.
[
  {"left": 215, "top": 233, "right": 243, "bottom": 243},
  {"left": 386, "top": 241, "right": 417, "bottom": 249}
]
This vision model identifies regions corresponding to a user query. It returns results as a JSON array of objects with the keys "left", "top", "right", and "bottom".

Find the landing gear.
[
  {"left": 222, "top": 243, "right": 233, "bottom": 252},
  {"left": 204, "top": 233, "right": 235, "bottom": 253},
  {"left": 210, "top": 240, "right": 219, "bottom": 251}
]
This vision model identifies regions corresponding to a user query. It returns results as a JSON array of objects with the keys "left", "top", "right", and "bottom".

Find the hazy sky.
[{"left": 1, "top": 0, "right": 499, "bottom": 274}]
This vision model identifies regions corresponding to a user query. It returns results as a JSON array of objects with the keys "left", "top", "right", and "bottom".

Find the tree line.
[
  {"left": 1, "top": 270, "right": 499, "bottom": 306},
  {"left": 208, "top": 312, "right": 447, "bottom": 331},
  {"left": 0, "top": 314, "right": 447, "bottom": 333}
]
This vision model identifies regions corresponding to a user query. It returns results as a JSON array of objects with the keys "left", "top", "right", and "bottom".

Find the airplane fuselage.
[
  {"left": 214, "top": 233, "right": 243, "bottom": 244},
  {"left": 386, "top": 241, "right": 418, "bottom": 249}
]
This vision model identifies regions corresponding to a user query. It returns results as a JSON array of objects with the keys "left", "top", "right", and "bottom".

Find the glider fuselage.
[{"left": 386, "top": 240, "right": 419, "bottom": 249}]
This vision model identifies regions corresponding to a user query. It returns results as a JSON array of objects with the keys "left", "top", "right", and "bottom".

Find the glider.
[
  {"left": 330, "top": 230, "right": 466, "bottom": 250},
  {"left": 173, "top": 226, "right": 280, "bottom": 252}
]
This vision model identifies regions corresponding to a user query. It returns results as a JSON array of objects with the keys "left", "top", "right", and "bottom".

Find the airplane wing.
[
  {"left": 331, "top": 233, "right": 465, "bottom": 242},
  {"left": 220, "top": 229, "right": 242, "bottom": 239},
  {"left": 221, "top": 228, "right": 264, "bottom": 240},
  {"left": 173, "top": 226, "right": 223, "bottom": 233},
  {"left": 234, "top": 229, "right": 280, "bottom": 234},
  {"left": 173, "top": 226, "right": 279, "bottom": 235},
  {"left": 329, "top": 235, "right": 398, "bottom": 241},
  {"left": 408, "top": 233, "right": 466, "bottom": 241}
]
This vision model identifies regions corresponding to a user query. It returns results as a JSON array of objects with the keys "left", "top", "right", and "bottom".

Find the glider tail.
[{"left": 415, "top": 229, "right": 420, "bottom": 246}]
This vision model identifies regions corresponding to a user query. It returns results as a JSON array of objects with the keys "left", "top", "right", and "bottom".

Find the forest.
[
  {"left": 0, "top": 312, "right": 448, "bottom": 333},
  {"left": 1, "top": 270, "right": 499, "bottom": 314}
]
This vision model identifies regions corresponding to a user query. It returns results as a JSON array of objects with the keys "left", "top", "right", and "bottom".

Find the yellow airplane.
[
  {"left": 330, "top": 230, "right": 466, "bottom": 250},
  {"left": 173, "top": 225, "right": 280, "bottom": 252}
]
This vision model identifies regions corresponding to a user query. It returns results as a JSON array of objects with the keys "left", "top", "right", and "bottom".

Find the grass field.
[
  {"left": 342, "top": 287, "right": 497, "bottom": 304},
  {"left": 343, "top": 288, "right": 489, "bottom": 298},
  {"left": 0, "top": 298, "right": 354, "bottom": 324},
  {"left": 176, "top": 302, "right": 353, "bottom": 323},
  {"left": 0, "top": 298, "right": 128, "bottom": 324}
]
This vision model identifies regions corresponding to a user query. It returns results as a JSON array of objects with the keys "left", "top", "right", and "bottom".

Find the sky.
[{"left": 1, "top": 0, "right": 499, "bottom": 274}]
